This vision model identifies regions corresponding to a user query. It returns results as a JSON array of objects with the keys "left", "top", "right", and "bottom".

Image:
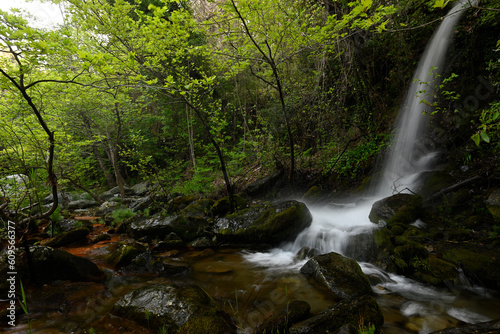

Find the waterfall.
[{"left": 375, "top": 0, "right": 477, "bottom": 197}]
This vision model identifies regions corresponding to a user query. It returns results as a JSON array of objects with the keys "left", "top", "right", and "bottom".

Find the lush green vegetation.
[{"left": 0, "top": 0, "right": 498, "bottom": 223}]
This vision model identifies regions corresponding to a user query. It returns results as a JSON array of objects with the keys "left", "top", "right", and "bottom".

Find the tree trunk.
[{"left": 92, "top": 143, "right": 116, "bottom": 189}]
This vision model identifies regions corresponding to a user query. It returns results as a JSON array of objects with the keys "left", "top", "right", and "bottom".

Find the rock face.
[
  {"left": 112, "top": 284, "right": 235, "bottom": 333},
  {"left": 215, "top": 200, "right": 312, "bottom": 245},
  {"left": 289, "top": 295, "right": 384, "bottom": 334},
  {"left": 369, "top": 193, "right": 423, "bottom": 225},
  {"left": 300, "top": 252, "right": 373, "bottom": 300}
]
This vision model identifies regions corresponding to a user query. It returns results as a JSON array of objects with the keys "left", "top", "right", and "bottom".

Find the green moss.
[
  {"left": 394, "top": 242, "right": 428, "bottom": 262},
  {"left": 446, "top": 228, "right": 472, "bottom": 241},
  {"left": 390, "top": 224, "right": 406, "bottom": 236},
  {"left": 373, "top": 228, "right": 392, "bottom": 249}
]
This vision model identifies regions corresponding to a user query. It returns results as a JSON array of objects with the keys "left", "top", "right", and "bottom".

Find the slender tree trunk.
[
  {"left": 186, "top": 104, "right": 196, "bottom": 170},
  {"left": 92, "top": 143, "right": 116, "bottom": 189}
]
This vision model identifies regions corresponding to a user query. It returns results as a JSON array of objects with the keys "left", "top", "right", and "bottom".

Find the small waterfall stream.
[{"left": 242, "top": 1, "right": 499, "bottom": 332}]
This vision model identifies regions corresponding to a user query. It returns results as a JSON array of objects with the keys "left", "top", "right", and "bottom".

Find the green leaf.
[
  {"left": 480, "top": 131, "right": 490, "bottom": 143},
  {"left": 472, "top": 133, "right": 481, "bottom": 146}
]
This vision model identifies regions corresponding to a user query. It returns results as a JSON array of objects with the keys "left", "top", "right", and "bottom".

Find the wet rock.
[
  {"left": 300, "top": 252, "right": 373, "bottom": 300},
  {"left": 41, "top": 227, "right": 90, "bottom": 248},
  {"left": 243, "top": 171, "right": 283, "bottom": 197},
  {"left": 296, "top": 247, "right": 320, "bottom": 260},
  {"left": 188, "top": 236, "right": 216, "bottom": 249},
  {"left": 152, "top": 232, "right": 185, "bottom": 251},
  {"left": 429, "top": 319, "right": 500, "bottom": 333},
  {"left": 369, "top": 193, "right": 423, "bottom": 225},
  {"left": 107, "top": 240, "right": 147, "bottom": 269},
  {"left": 58, "top": 219, "right": 92, "bottom": 232},
  {"left": 288, "top": 295, "right": 384, "bottom": 334},
  {"left": 302, "top": 185, "right": 322, "bottom": 202},
  {"left": 112, "top": 284, "right": 235, "bottom": 333},
  {"left": 255, "top": 300, "right": 311, "bottom": 334},
  {"left": 91, "top": 233, "right": 111, "bottom": 243},
  {"left": 215, "top": 200, "right": 312, "bottom": 245},
  {"left": 128, "top": 214, "right": 210, "bottom": 242},
  {"left": 68, "top": 199, "right": 99, "bottom": 210}
]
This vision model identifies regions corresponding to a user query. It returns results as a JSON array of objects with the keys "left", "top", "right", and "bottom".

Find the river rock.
[
  {"left": 167, "top": 195, "right": 198, "bottom": 213},
  {"left": 41, "top": 227, "right": 90, "bottom": 248},
  {"left": 215, "top": 200, "right": 312, "bottom": 245},
  {"left": 107, "top": 240, "right": 148, "bottom": 269},
  {"left": 120, "top": 252, "right": 188, "bottom": 276},
  {"left": 288, "top": 295, "right": 384, "bottom": 334},
  {"left": 209, "top": 195, "right": 247, "bottom": 217},
  {"left": 300, "top": 252, "right": 373, "bottom": 300},
  {"left": 429, "top": 319, "right": 500, "bottom": 333},
  {"left": 369, "top": 193, "right": 423, "bottom": 225},
  {"left": 112, "top": 284, "right": 235, "bottom": 333}
]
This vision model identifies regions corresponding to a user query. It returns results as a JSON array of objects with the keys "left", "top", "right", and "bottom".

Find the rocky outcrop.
[
  {"left": 215, "top": 200, "right": 312, "bottom": 246},
  {"left": 112, "top": 284, "right": 235, "bottom": 333},
  {"left": 299, "top": 252, "right": 373, "bottom": 300},
  {"left": 288, "top": 295, "right": 384, "bottom": 334}
]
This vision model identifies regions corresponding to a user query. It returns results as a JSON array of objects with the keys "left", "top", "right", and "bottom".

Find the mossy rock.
[
  {"left": 442, "top": 245, "right": 500, "bottom": 289},
  {"left": 40, "top": 227, "right": 90, "bottom": 248},
  {"left": 167, "top": 195, "right": 198, "bottom": 213},
  {"left": 129, "top": 214, "right": 210, "bottom": 242},
  {"left": 394, "top": 242, "right": 428, "bottom": 262},
  {"left": 369, "top": 194, "right": 423, "bottom": 225},
  {"left": 485, "top": 188, "right": 500, "bottom": 223},
  {"left": 402, "top": 226, "right": 425, "bottom": 238},
  {"left": 107, "top": 241, "right": 147, "bottom": 269},
  {"left": 390, "top": 224, "right": 406, "bottom": 236},
  {"left": 209, "top": 195, "right": 247, "bottom": 217},
  {"left": 215, "top": 200, "right": 312, "bottom": 245},
  {"left": 420, "top": 257, "right": 458, "bottom": 286},
  {"left": 373, "top": 228, "right": 392, "bottom": 250},
  {"left": 180, "top": 199, "right": 216, "bottom": 218}
]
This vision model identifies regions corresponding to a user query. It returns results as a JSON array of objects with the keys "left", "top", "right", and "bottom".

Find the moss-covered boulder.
[
  {"left": 302, "top": 186, "right": 322, "bottom": 202},
  {"left": 255, "top": 300, "right": 311, "bottom": 334},
  {"left": 215, "top": 200, "right": 312, "bottom": 245},
  {"left": 442, "top": 245, "right": 500, "bottom": 289},
  {"left": 288, "top": 295, "right": 384, "bottom": 334},
  {"left": 112, "top": 284, "right": 235, "bottom": 333},
  {"left": 180, "top": 198, "right": 216, "bottom": 218},
  {"left": 300, "top": 252, "right": 373, "bottom": 300},
  {"left": 107, "top": 240, "right": 147, "bottom": 269},
  {"left": 369, "top": 193, "right": 423, "bottom": 225},
  {"left": 40, "top": 227, "right": 90, "bottom": 248}
]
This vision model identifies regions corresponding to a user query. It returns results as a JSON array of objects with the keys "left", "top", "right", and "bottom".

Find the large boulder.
[
  {"left": 128, "top": 214, "right": 210, "bottom": 242},
  {"left": 369, "top": 193, "right": 423, "bottom": 225},
  {"left": 112, "top": 284, "right": 235, "bottom": 333},
  {"left": 288, "top": 295, "right": 384, "bottom": 334},
  {"left": 0, "top": 246, "right": 105, "bottom": 290},
  {"left": 215, "top": 200, "right": 312, "bottom": 245},
  {"left": 300, "top": 252, "right": 373, "bottom": 300}
]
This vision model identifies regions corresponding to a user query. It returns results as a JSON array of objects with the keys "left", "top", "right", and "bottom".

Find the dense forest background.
[{"left": 0, "top": 0, "right": 499, "bottom": 220}]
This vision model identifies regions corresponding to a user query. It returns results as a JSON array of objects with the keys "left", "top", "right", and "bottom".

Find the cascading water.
[
  {"left": 376, "top": 0, "right": 479, "bottom": 197},
  {"left": 241, "top": 1, "right": 498, "bottom": 332}
]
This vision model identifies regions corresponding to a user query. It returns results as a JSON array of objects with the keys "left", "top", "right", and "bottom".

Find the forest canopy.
[{"left": 0, "top": 0, "right": 498, "bottom": 221}]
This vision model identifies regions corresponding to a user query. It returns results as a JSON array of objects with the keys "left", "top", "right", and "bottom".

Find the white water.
[
  {"left": 242, "top": 1, "right": 495, "bottom": 332},
  {"left": 376, "top": 0, "right": 477, "bottom": 197}
]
